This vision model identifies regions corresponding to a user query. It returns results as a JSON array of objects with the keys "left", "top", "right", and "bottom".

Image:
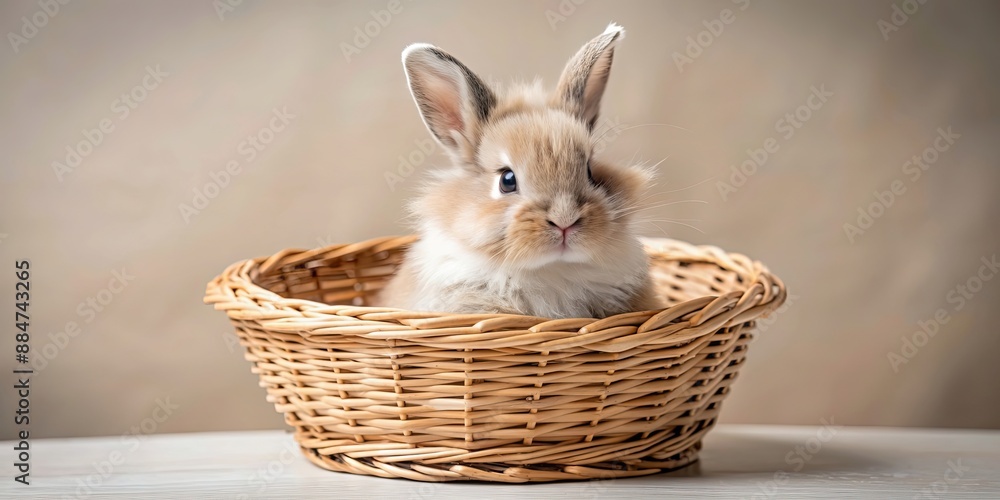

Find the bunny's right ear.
[{"left": 402, "top": 44, "right": 497, "bottom": 156}]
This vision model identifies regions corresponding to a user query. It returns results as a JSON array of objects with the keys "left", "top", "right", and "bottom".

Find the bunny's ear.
[
  {"left": 402, "top": 44, "right": 497, "bottom": 154},
  {"left": 554, "top": 23, "right": 624, "bottom": 131}
]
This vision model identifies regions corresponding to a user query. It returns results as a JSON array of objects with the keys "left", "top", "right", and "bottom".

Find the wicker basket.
[{"left": 204, "top": 235, "right": 786, "bottom": 482}]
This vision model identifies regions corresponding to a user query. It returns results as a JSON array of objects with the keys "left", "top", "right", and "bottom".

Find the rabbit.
[{"left": 378, "top": 23, "right": 660, "bottom": 319}]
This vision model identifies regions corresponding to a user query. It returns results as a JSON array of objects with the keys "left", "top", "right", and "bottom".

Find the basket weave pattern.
[{"left": 204, "top": 235, "right": 786, "bottom": 482}]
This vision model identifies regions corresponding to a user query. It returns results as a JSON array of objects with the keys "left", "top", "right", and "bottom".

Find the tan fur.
[{"left": 380, "top": 24, "right": 659, "bottom": 318}]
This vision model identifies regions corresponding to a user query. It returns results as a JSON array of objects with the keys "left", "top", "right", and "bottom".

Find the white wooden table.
[{"left": 4, "top": 425, "right": 998, "bottom": 499}]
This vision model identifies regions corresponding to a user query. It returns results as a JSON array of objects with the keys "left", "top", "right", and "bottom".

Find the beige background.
[{"left": 1, "top": 0, "right": 998, "bottom": 439}]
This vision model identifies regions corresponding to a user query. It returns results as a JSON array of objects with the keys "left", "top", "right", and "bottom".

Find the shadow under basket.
[{"left": 204, "top": 235, "right": 786, "bottom": 483}]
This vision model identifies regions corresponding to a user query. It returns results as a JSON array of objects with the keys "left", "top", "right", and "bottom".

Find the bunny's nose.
[
  {"left": 548, "top": 193, "right": 582, "bottom": 239},
  {"left": 548, "top": 218, "right": 581, "bottom": 237}
]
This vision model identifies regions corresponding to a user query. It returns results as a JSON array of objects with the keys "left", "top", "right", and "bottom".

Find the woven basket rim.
[{"left": 204, "top": 235, "right": 786, "bottom": 348}]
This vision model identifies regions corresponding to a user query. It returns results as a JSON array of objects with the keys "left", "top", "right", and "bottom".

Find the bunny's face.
[{"left": 403, "top": 23, "right": 649, "bottom": 270}]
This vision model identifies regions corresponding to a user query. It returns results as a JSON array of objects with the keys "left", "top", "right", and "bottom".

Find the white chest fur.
[{"left": 404, "top": 229, "right": 649, "bottom": 318}]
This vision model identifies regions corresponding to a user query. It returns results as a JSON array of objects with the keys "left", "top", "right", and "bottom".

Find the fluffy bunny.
[{"left": 378, "top": 23, "right": 660, "bottom": 319}]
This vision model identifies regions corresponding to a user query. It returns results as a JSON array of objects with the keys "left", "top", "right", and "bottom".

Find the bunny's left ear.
[{"left": 553, "top": 23, "right": 624, "bottom": 131}]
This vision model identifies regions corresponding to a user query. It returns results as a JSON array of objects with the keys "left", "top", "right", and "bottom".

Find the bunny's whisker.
[{"left": 635, "top": 217, "right": 706, "bottom": 235}]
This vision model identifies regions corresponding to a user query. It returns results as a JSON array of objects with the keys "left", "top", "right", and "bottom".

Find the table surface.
[{"left": 3, "top": 424, "right": 999, "bottom": 499}]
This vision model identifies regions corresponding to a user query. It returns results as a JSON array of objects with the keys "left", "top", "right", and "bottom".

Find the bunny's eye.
[
  {"left": 587, "top": 161, "right": 596, "bottom": 185},
  {"left": 499, "top": 168, "right": 518, "bottom": 194}
]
